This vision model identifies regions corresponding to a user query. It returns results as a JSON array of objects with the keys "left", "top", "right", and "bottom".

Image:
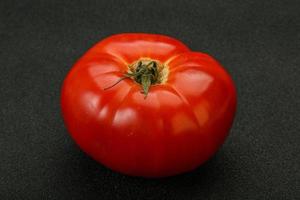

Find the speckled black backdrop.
[{"left": 1, "top": 0, "right": 299, "bottom": 199}]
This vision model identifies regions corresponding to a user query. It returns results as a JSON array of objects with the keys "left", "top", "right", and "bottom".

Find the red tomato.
[{"left": 61, "top": 33, "right": 237, "bottom": 177}]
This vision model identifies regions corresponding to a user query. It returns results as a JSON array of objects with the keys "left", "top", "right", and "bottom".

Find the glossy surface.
[{"left": 61, "top": 33, "right": 237, "bottom": 177}]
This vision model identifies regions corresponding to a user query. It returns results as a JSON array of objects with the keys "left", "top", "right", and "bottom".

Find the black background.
[{"left": 1, "top": 0, "right": 299, "bottom": 199}]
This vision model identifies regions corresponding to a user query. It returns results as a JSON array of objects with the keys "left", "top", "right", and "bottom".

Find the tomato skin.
[{"left": 61, "top": 33, "right": 237, "bottom": 177}]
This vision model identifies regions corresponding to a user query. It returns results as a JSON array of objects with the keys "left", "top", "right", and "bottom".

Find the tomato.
[{"left": 61, "top": 33, "right": 237, "bottom": 177}]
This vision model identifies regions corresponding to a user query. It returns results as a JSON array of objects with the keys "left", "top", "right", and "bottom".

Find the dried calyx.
[{"left": 104, "top": 59, "right": 168, "bottom": 98}]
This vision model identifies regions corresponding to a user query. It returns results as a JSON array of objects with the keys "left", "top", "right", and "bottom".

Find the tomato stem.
[{"left": 104, "top": 59, "right": 167, "bottom": 98}]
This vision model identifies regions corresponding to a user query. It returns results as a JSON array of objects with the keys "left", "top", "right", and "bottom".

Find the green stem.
[{"left": 104, "top": 60, "right": 160, "bottom": 98}]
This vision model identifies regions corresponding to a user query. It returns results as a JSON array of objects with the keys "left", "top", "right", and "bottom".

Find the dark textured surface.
[{"left": 0, "top": 0, "right": 299, "bottom": 199}]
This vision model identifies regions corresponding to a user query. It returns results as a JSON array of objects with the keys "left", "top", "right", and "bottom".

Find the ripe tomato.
[{"left": 61, "top": 33, "right": 237, "bottom": 177}]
